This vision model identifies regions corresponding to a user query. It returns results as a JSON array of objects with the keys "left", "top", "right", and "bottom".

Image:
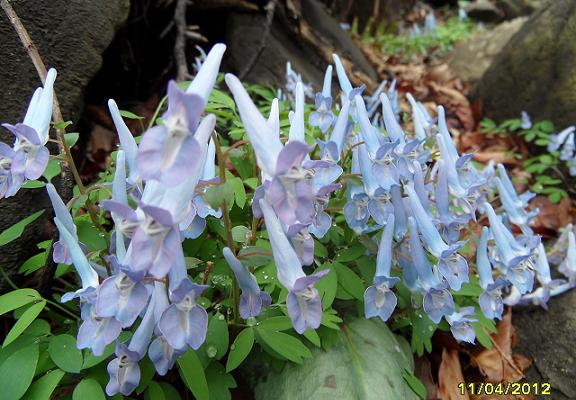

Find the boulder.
[
  {"left": 449, "top": 17, "right": 528, "bottom": 84},
  {"left": 495, "top": 0, "right": 549, "bottom": 19},
  {"left": 514, "top": 290, "right": 576, "bottom": 399},
  {"left": 465, "top": 0, "right": 505, "bottom": 23},
  {"left": 475, "top": 0, "right": 576, "bottom": 127},
  {"left": 223, "top": 0, "right": 378, "bottom": 91},
  {"left": 0, "top": 0, "right": 130, "bottom": 289}
]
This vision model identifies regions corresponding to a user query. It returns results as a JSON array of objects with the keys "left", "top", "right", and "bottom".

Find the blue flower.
[
  {"left": 108, "top": 101, "right": 139, "bottom": 186},
  {"left": 309, "top": 66, "right": 335, "bottom": 133},
  {"left": 446, "top": 307, "right": 477, "bottom": 343},
  {"left": 520, "top": 111, "right": 532, "bottom": 130},
  {"left": 223, "top": 247, "right": 272, "bottom": 319}
]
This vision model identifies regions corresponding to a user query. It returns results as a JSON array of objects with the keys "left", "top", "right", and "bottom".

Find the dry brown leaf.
[
  {"left": 439, "top": 348, "right": 470, "bottom": 400},
  {"left": 472, "top": 309, "right": 527, "bottom": 383},
  {"left": 531, "top": 196, "right": 573, "bottom": 233},
  {"left": 472, "top": 151, "right": 520, "bottom": 165}
]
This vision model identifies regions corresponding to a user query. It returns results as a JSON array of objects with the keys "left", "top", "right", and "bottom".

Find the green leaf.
[
  {"left": 48, "top": 334, "right": 83, "bottom": 373},
  {"left": 72, "top": 378, "right": 105, "bottom": 400},
  {"left": 254, "top": 318, "right": 418, "bottom": 400},
  {"left": 473, "top": 322, "right": 493, "bottom": 349},
  {"left": 229, "top": 177, "right": 246, "bottom": 209},
  {"left": 178, "top": 350, "right": 209, "bottom": 400},
  {"left": 256, "top": 328, "right": 312, "bottom": 364},
  {"left": 206, "top": 362, "right": 237, "bottom": 400},
  {"left": 22, "top": 369, "right": 65, "bottom": 400},
  {"left": 204, "top": 313, "right": 229, "bottom": 360},
  {"left": 231, "top": 225, "right": 250, "bottom": 243},
  {"left": 226, "top": 328, "right": 255, "bottom": 372},
  {"left": 64, "top": 132, "right": 80, "bottom": 147},
  {"left": 145, "top": 381, "right": 166, "bottom": 400},
  {"left": 335, "top": 245, "right": 366, "bottom": 262},
  {"left": 0, "top": 289, "right": 41, "bottom": 316},
  {"left": 243, "top": 177, "right": 259, "bottom": 190},
  {"left": 303, "top": 328, "right": 321, "bottom": 347},
  {"left": 21, "top": 180, "right": 46, "bottom": 189},
  {"left": 3, "top": 301, "right": 46, "bottom": 347},
  {"left": 0, "top": 343, "right": 39, "bottom": 400},
  {"left": 119, "top": 109, "right": 144, "bottom": 120},
  {"left": 19, "top": 252, "right": 48, "bottom": 275},
  {"left": 42, "top": 159, "right": 61, "bottom": 182},
  {"left": 333, "top": 262, "right": 365, "bottom": 301},
  {"left": 204, "top": 182, "right": 234, "bottom": 211},
  {"left": 402, "top": 368, "right": 427, "bottom": 399},
  {"left": 53, "top": 120, "right": 73, "bottom": 130},
  {"left": 315, "top": 265, "right": 337, "bottom": 310},
  {"left": 75, "top": 215, "right": 107, "bottom": 251},
  {"left": 159, "top": 383, "right": 182, "bottom": 400},
  {"left": 258, "top": 316, "right": 292, "bottom": 331},
  {"left": 0, "top": 210, "right": 44, "bottom": 247}
]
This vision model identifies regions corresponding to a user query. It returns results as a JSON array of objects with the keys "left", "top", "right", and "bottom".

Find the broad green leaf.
[
  {"left": 159, "top": 383, "right": 182, "bottom": 400},
  {"left": 229, "top": 177, "right": 246, "bottom": 209},
  {"left": 473, "top": 322, "right": 493, "bottom": 349},
  {"left": 254, "top": 318, "right": 418, "bottom": 400},
  {"left": 0, "top": 210, "right": 44, "bottom": 247},
  {"left": 256, "top": 328, "right": 312, "bottom": 364},
  {"left": 258, "top": 316, "right": 292, "bottom": 331},
  {"left": 206, "top": 362, "right": 237, "bottom": 400},
  {"left": 76, "top": 215, "right": 107, "bottom": 251},
  {"left": 145, "top": 381, "right": 166, "bottom": 400},
  {"left": 335, "top": 245, "right": 366, "bottom": 262},
  {"left": 21, "top": 180, "right": 46, "bottom": 189},
  {"left": 402, "top": 368, "right": 427, "bottom": 399},
  {"left": 65, "top": 132, "right": 80, "bottom": 147},
  {"left": 204, "top": 313, "right": 229, "bottom": 360},
  {"left": 48, "top": 334, "right": 83, "bottom": 373},
  {"left": 0, "top": 289, "right": 41, "bottom": 315},
  {"left": 3, "top": 301, "right": 46, "bottom": 347},
  {"left": 204, "top": 182, "right": 234, "bottom": 211},
  {"left": 22, "top": 368, "right": 65, "bottom": 400},
  {"left": 333, "top": 263, "right": 365, "bottom": 301},
  {"left": 226, "top": 328, "right": 255, "bottom": 372},
  {"left": 0, "top": 343, "right": 39, "bottom": 400},
  {"left": 315, "top": 265, "right": 337, "bottom": 310},
  {"left": 72, "top": 378, "right": 105, "bottom": 400},
  {"left": 136, "top": 358, "right": 155, "bottom": 394},
  {"left": 231, "top": 225, "right": 250, "bottom": 243},
  {"left": 178, "top": 350, "right": 209, "bottom": 400},
  {"left": 43, "top": 159, "right": 61, "bottom": 182},
  {"left": 303, "top": 328, "right": 321, "bottom": 347},
  {"left": 19, "top": 252, "right": 48, "bottom": 275}
]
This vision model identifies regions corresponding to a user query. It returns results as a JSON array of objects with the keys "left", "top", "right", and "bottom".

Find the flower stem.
[{"left": 212, "top": 132, "right": 241, "bottom": 323}]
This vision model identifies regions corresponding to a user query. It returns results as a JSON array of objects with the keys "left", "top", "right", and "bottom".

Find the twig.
[
  {"left": 239, "top": 0, "right": 277, "bottom": 80},
  {"left": 174, "top": 0, "right": 191, "bottom": 81}
]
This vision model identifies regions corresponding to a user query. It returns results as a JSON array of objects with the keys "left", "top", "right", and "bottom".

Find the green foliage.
[
  {"left": 356, "top": 16, "right": 476, "bottom": 59},
  {"left": 481, "top": 117, "right": 570, "bottom": 203}
]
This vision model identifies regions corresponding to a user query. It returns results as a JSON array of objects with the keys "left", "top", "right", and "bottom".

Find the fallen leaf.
[
  {"left": 531, "top": 196, "right": 573, "bottom": 233},
  {"left": 438, "top": 348, "right": 469, "bottom": 400},
  {"left": 472, "top": 309, "right": 527, "bottom": 383}
]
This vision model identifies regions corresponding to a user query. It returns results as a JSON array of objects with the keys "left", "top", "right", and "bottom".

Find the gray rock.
[
  {"left": 495, "top": 0, "right": 549, "bottom": 19},
  {"left": 475, "top": 0, "right": 576, "bottom": 128},
  {"left": 449, "top": 17, "right": 528, "bottom": 84},
  {"left": 223, "top": 0, "right": 377, "bottom": 92},
  {"left": 514, "top": 290, "right": 576, "bottom": 399},
  {"left": 465, "top": 0, "right": 505, "bottom": 23},
  {"left": 0, "top": 0, "right": 130, "bottom": 288}
]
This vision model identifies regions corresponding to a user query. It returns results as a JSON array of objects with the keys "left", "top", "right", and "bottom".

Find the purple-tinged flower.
[
  {"left": 0, "top": 143, "right": 25, "bottom": 198},
  {"left": 407, "top": 93, "right": 432, "bottom": 140},
  {"left": 371, "top": 142, "right": 400, "bottom": 190},
  {"left": 287, "top": 224, "right": 315, "bottom": 266},
  {"left": 367, "top": 187, "right": 394, "bottom": 226},
  {"left": 325, "top": 98, "right": 351, "bottom": 157},
  {"left": 223, "top": 247, "right": 272, "bottom": 319},
  {"left": 260, "top": 198, "right": 328, "bottom": 333},
  {"left": 355, "top": 95, "right": 382, "bottom": 154},
  {"left": 390, "top": 185, "right": 408, "bottom": 239},
  {"left": 446, "top": 307, "right": 476, "bottom": 343},
  {"left": 477, "top": 227, "right": 507, "bottom": 319},
  {"left": 495, "top": 177, "right": 538, "bottom": 228},
  {"left": 46, "top": 183, "right": 85, "bottom": 264},
  {"left": 288, "top": 82, "right": 306, "bottom": 143},
  {"left": 158, "top": 278, "right": 209, "bottom": 350},
  {"left": 484, "top": 202, "right": 535, "bottom": 294},
  {"left": 380, "top": 92, "right": 404, "bottom": 143},
  {"left": 435, "top": 160, "right": 468, "bottom": 243},
  {"left": 96, "top": 272, "right": 149, "bottom": 328},
  {"left": 365, "top": 80, "right": 387, "bottom": 117},
  {"left": 309, "top": 66, "right": 335, "bottom": 133},
  {"left": 52, "top": 217, "right": 100, "bottom": 303},
  {"left": 106, "top": 284, "right": 158, "bottom": 396},
  {"left": 138, "top": 81, "right": 204, "bottom": 186},
  {"left": 186, "top": 43, "right": 226, "bottom": 103},
  {"left": 547, "top": 223, "right": 573, "bottom": 265},
  {"left": 364, "top": 214, "right": 400, "bottom": 321},
  {"left": 559, "top": 230, "right": 576, "bottom": 284},
  {"left": 108, "top": 100, "right": 139, "bottom": 185},
  {"left": 77, "top": 309, "right": 122, "bottom": 356},
  {"left": 344, "top": 192, "right": 370, "bottom": 233},
  {"left": 105, "top": 343, "right": 141, "bottom": 396},
  {"left": 548, "top": 126, "right": 575, "bottom": 152},
  {"left": 496, "top": 164, "right": 534, "bottom": 208},
  {"left": 520, "top": 111, "right": 532, "bottom": 130},
  {"left": 408, "top": 217, "right": 455, "bottom": 323}
]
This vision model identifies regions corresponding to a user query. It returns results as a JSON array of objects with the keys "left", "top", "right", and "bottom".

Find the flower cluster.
[
  {"left": 34, "top": 41, "right": 576, "bottom": 394},
  {"left": 1, "top": 69, "right": 56, "bottom": 198},
  {"left": 547, "top": 125, "right": 576, "bottom": 175}
]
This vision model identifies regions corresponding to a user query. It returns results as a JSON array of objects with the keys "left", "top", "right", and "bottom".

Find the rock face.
[
  {"left": 449, "top": 17, "right": 528, "bottom": 84},
  {"left": 223, "top": 0, "right": 378, "bottom": 92},
  {"left": 475, "top": 0, "right": 576, "bottom": 127},
  {"left": 495, "top": 0, "right": 549, "bottom": 19},
  {"left": 0, "top": 0, "right": 130, "bottom": 288},
  {"left": 514, "top": 290, "right": 576, "bottom": 399}
]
